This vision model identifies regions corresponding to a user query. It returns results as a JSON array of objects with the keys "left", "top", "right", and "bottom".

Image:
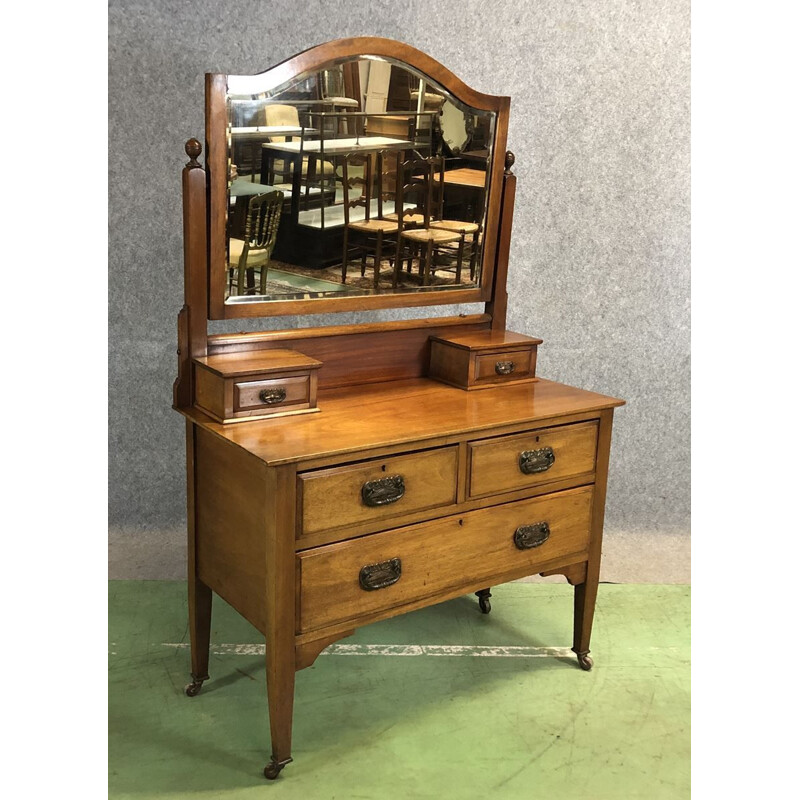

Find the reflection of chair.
[
  {"left": 341, "top": 151, "right": 399, "bottom": 291},
  {"left": 393, "top": 157, "right": 461, "bottom": 287},
  {"left": 428, "top": 156, "right": 481, "bottom": 283},
  {"left": 263, "top": 104, "right": 335, "bottom": 192},
  {"left": 228, "top": 190, "right": 284, "bottom": 295}
]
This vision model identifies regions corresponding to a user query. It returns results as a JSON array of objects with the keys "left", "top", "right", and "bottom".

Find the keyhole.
[
  {"left": 381, "top": 464, "right": 386, "bottom": 472},
  {"left": 458, "top": 519, "right": 464, "bottom": 526},
  {"left": 535, "top": 436, "right": 540, "bottom": 442}
]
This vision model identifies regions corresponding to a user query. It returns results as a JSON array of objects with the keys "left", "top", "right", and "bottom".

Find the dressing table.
[{"left": 173, "top": 37, "right": 624, "bottom": 780}]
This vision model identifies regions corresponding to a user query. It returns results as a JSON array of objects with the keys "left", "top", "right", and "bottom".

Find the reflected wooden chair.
[
  {"left": 263, "top": 104, "right": 335, "bottom": 208},
  {"left": 393, "top": 157, "right": 461, "bottom": 287},
  {"left": 428, "top": 156, "right": 482, "bottom": 283},
  {"left": 228, "top": 190, "right": 284, "bottom": 296},
  {"left": 341, "top": 151, "right": 399, "bottom": 291}
]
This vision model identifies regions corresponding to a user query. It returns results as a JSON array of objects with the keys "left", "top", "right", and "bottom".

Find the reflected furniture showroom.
[{"left": 173, "top": 37, "right": 624, "bottom": 780}]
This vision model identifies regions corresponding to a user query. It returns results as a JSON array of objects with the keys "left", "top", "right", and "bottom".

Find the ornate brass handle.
[
  {"left": 361, "top": 475, "right": 405, "bottom": 507},
  {"left": 519, "top": 446, "right": 556, "bottom": 474},
  {"left": 495, "top": 360, "right": 516, "bottom": 375},
  {"left": 359, "top": 557, "right": 402, "bottom": 591},
  {"left": 259, "top": 388, "right": 286, "bottom": 405},
  {"left": 514, "top": 522, "right": 551, "bottom": 550}
]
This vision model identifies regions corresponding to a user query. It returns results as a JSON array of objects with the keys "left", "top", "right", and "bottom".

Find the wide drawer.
[
  {"left": 297, "top": 485, "right": 594, "bottom": 633},
  {"left": 297, "top": 446, "right": 459, "bottom": 539},
  {"left": 468, "top": 421, "right": 598, "bottom": 498}
]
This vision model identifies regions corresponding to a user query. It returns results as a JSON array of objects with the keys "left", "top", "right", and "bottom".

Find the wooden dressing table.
[{"left": 173, "top": 37, "right": 623, "bottom": 780}]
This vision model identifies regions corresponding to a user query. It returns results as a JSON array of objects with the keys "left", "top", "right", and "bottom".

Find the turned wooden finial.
[
  {"left": 505, "top": 151, "right": 515, "bottom": 173},
  {"left": 185, "top": 138, "right": 202, "bottom": 167}
]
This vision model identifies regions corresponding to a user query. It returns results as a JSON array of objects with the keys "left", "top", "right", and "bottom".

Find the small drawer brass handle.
[
  {"left": 519, "top": 446, "right": 556, "bottom": 475},
  {"left": 514, "top": 522, "right": 551, "bottom": 550},
  {"left": 359, "top": 557, "right": 402, "bottom": 591},
  {"left": 259, "top": 387, "right": 286, "bottom": 405},
  {"left": 361, "top": 475, "right": 405, "bottom": 507},
  {"left": 495, "top": 360, "right": 516, "bottom": 375}
]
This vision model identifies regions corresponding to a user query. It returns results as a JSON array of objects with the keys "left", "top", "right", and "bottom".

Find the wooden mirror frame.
[{"left": 205, "top": 37, "right": 510, "bottom": 320}]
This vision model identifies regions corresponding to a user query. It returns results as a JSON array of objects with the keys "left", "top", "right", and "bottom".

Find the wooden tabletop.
[
  {"left": 262, "top": 136, "right": 413, "bottom": 154},
  {"left": 433, "top": 168, "right": 487, "bottom": 188},
  {"left": 182, "top": 377, "right": 624, "bottom": 466}
]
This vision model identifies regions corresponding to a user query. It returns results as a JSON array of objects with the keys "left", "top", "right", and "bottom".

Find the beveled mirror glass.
[{"left": 223, "top": 56, "right": 497, "bottom": 305}]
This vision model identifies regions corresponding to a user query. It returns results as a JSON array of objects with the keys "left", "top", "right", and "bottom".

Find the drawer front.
[
  {"left": 234, "top": 375, "right": 310, "bottom": 412},
  {"left": 298, "top": 446, "right": 459, "bottom": 538},
  {"left": 473, "top": 348, "right": 533, "bottom": 383},
  {"left": 298, "top": 486, "right": 594, "bottom": 633},
  {"left": 468, "top": 421, "right": 598, "bottom": 498}
]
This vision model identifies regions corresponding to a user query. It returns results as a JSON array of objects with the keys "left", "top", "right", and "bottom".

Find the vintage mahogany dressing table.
[{"left": 173, "top": 37, "right": 624, "bottom": 780}]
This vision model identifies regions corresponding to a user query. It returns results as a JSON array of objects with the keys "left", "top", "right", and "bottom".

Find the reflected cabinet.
[{"left": 174, "top": 37, "right": 624, "bottom": 780}]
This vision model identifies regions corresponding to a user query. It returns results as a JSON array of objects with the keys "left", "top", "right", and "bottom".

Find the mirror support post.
[{"left": 486, "top": 151, "right": 516, "bottom": 332}]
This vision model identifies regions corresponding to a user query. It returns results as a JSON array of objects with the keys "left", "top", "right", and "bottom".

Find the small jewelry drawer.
[
  {"left": 193, "top": 348, "right": 322, "bottom": 423},
  {"left": 428, "top": 329, "right": 542, "bottom": 390},
  {"left": 468, "top": 420, "right": 598, "bottom": 499},
  {"left": 234, "top": 375, "right": 310, "bottom": 412},
  {"left": 297, "top": 446, "right": 458, "bottom": 542},
  {"left": 297, "top": 485, "right": 594, "bottom": 634}
]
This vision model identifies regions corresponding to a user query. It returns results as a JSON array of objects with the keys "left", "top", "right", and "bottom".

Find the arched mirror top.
[{"left": 206, "top": 38, "right": 510, "bottom": 319}]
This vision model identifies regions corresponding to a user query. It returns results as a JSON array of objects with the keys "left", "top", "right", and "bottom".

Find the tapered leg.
[
  {"left": 263, "top": 465, "right": 298, "bottom": 779},
  {"left": 263, "top": 631, "right": 295, "bottom": 778},
  {"left": 572, "top": 577, "right": 598, "bottom": 671},
  {"left": 185, "top": 575, "right": 212, "bottom": 695},
  {"left": 185, "top": 420, "right": 212, "bottom": 697}
]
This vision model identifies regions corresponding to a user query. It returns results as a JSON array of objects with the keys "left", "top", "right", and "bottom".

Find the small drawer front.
[
  {"left": 298, "top": 447, "right": 458, "bottom": 538},
  {"left": 468, "top": 421, "right": 598, "bottom": 499},
  {"left": 298, "top": 486, "right": 594, "bottom": 633},
  {"left": 474, "top": 349, "right": 533, "bottom": 383},
  {"left": 234, "top": 375, "right": 310, "bottom": 412}
]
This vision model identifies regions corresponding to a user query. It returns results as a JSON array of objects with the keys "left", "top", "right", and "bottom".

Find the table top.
[
  {"left": 182, "top": 377, "right": 624, "bottom": 466},
  {"left": 262, "top": 136, "right": 413, "bottom": 155},
  {"left": 230, "top": 126, "right": 318, "bottom": 139},
  {"left": 229, "top": 178, "right": 278, "bottom": 197},
  {"left": 433, "top": 168, "right": 487, "bottom": 188}
]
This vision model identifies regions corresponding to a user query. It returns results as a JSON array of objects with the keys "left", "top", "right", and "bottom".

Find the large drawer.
[
  {"left": 468, "top": 421, "right": 598, "bottom": 499},
  {"left": 297, "top": 446, "right": 459, "bottom": 539},
  {"left": 297, "top": 485, "right": 594, "bottom": 633}
]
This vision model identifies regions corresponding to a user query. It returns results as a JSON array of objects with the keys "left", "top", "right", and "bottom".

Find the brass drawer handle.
[
  {"left": 519, "top": 446, "right": 556, "bottom": 474},
  {"left": 514, "top": 522, "right": 551, "bottom": 550},
  {"left": 259, "top": 387, "right": 286, "bottom": 405},
  {"left": 495, "top": 360, "right": 515, "bottom": 375},
  {"left": 361, "top": 475, "right": 405, "bottom": 507},
  {"left": 359, "top": 557, "right": 402, "bottom": 591}
]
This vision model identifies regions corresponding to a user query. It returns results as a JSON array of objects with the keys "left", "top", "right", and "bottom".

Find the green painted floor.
[{"left": 109, "top": 582, "right": 689, "bottom": 799}]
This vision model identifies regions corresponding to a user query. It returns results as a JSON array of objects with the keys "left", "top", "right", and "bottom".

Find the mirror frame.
[{"left": 205, "top": 37, "right": 510, "bottom": 320}]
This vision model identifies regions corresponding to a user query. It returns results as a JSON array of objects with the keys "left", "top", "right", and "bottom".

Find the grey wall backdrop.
[{"left": 109, "top": 0, "right": 690, "bottom": 577}]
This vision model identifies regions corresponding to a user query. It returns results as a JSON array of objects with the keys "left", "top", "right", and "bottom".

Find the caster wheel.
[
  {"left": 576, "top": 652, "right": 593, "bottom": 671},
  {"left": 263, "top": 757, "right": 292, "bottom": 780},
  {"left": 475, "top": 589, "right": 492, "bottom": 614},
  {"left": 184, "top": 674, "right": 208, "bottom": 696}
]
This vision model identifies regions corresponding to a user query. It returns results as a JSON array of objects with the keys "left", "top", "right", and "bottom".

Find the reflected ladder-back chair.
[
  {"left": 428, "top": 155, "right": 482, "bottom": 283},
  {"left": 341, "top": 151, "right": 399, "bottom": 291},
  {"left": 228, "top": 190, "right": 284, "bottom": 296},
  {"left": 393, "top": 156, "right": 461, "bottom": 287}
]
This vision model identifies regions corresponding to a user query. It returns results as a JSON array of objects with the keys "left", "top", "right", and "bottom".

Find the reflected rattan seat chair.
[
  {"left": 393, "top": 156, "right": 461, "bottom": 287},
  {"left": 228, "top": 190, "right": 284, "bottom": 295},
  {"left": 341, "top": 151, "right": 399, "bottom": 291}
]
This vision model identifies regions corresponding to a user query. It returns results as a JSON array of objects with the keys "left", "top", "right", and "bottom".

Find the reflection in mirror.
[{"left": 224, "top": 56, "right": 495, "bottom": 304}]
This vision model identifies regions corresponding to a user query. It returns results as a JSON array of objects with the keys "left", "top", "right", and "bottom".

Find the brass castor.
[
  {"left": 263, "top": 757, "right": 292, "bottom": 780},
  {"left": 575, "top": 651, "right": 593, "bottom": 671},
  {"left": 184, "top": 674, "right": 208, "bottom": 697},
  {"left": 476, "top": 588, "right": 492, "bottom": 614}
]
